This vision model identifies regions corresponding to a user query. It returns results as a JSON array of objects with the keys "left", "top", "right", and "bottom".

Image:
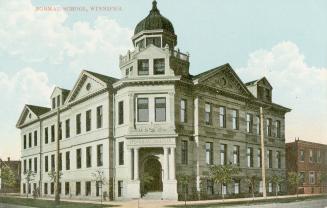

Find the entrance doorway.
[{"left": 141, "top": 157, "right": 163, "bottom": 196}]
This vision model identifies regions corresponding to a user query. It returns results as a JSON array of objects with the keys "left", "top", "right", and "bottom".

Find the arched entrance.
[{"left": 141, "top": 156, "right": 163, "bottom": 196}]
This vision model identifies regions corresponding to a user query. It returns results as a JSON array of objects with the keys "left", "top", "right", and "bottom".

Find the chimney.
[{"left": 7, "top": 157, "right": 10, "bottom": 161}]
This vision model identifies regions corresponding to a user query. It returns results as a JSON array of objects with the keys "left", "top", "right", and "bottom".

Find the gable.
[
  {"left": 257, "top": 77, "right": 273, "bottom": 89},
  {"left": 136, "top": 44, "right": 168, "bottom": 59},
  {"left": 16, "top": 106, "right": 40, "bottom": 128}
]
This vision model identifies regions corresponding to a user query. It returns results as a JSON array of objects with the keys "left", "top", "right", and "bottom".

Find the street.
[{"left": 234, "top": 198, "right": 327, "bottom": 208}]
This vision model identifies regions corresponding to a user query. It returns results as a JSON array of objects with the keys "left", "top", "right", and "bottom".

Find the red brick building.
[{"left": 286, "top": 139, "right": 327, "bottom": 194}]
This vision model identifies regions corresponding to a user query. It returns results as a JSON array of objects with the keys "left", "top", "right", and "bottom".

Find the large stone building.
[
  {"left": 17, "top": 0, "right": 290, "bottom": 200},
  {"left": 286, "top": 139, "right": 327, "bottom": 194}
]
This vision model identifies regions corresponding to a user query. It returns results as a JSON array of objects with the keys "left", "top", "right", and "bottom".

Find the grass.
[
  {"left": 168, "top": 195, "right": 327, "bottom": 207},
  {"left": 0, "top": 196, "right": 117, "bottom": 208}
]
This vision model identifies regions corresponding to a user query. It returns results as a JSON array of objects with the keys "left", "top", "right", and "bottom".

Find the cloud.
[{"left": 237, "top": 41, "right": 327, "bottom": 144}]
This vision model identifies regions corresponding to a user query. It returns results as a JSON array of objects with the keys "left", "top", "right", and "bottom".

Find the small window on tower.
[
  {"left": 154, "top": 59, "right": 165, "bottom": 75},
  {"left": 138, "top": 59, "right": 149, "bottom": 75}
]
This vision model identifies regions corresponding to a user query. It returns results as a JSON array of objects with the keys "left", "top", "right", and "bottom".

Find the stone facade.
[{"left": 17, "top": 0, "right": 290, "bottom": 201}]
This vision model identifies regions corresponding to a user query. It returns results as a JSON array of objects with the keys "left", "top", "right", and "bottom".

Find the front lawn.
[{"left": 0, "top": 196, "right": 116, "bottom": 208}]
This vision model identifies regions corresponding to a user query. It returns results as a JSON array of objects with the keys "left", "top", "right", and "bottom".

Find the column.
[
  {"left": 134, "top": 147, "right": 139, "bottom": 180},
  {"left": 170, "top": 147, "right": 176, "bottom": 180},
  {"left": 128, "top": 148, "right": 133, "bottom": 180},
  {"left": 163, "top": 147, "right": 169, "bottom": 180}
]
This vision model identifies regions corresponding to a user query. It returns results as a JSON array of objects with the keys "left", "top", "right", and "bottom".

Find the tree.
[
  {"left": 269, "top": 174, "right": 284, "bottom": 197},
  {"left": 24, "top": 170, "right": 35, "bottom": 198},
  {"left": 140, "top": 172, "right": 154, "bottom": 197},
  {"left": 245, "top": 175, "right": 259, "bottom": 200},
  {"left": 92, "top": 170, "right": 106, "bottom": 205},
  {"left": 48, "top": 169, "right": 63, "bottom": 199},
  {"left": 177, "top": 174, "right": 192, "bottom": 206},
  {"left": 0, "top": 166, "right": 16, "bottom": 192},
  {"left": 319, "top": 171, "right": 327, "bottom": 185},
  {"left": 288, "top": 172, "right": 301, "bottom": 198},
  {"left": 209, "top": 164, "right": 239, "bottom": 200}
]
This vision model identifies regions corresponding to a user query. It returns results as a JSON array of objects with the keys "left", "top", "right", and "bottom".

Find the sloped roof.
[
  {"left": 26, "top": 105, "right": 50, "bottom": 116},
  {"left": 245, "top": 79, "right": 258, "bottom": 86},
  {"left": 192, "top": 64, "right": 228, "bottom": 80},
  {"left": 84, "top": 70, "right": 118, "bottom": 84}
]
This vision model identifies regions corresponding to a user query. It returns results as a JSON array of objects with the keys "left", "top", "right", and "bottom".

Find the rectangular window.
[
  {"left": 222, "top": 183, "right": 227, "bottom": 195},
  {"left": 155, "top": 97, "right": 166, "bottom": 122},
  {"left": 65, "top": 182, "right": 69, "bottom": 195},
  {"left": 29, "top": 133, "right": 32, "bottom": 148},
  {"left": 28, "top": 184, "right": 31, "bottom": 194},
  {"left": 234, "top": 180, "right": 240, "bottom": 194},
  {"left": 24, "top": 135, "right": 26, "bottom": 149},
  {"left": 57, "top": 95, "right": 60, "bottom": 107},
  {"left": 146, "top": 37, "right": 161, "bottom": 47},
  {"left": 259, "top": 181, "right": 263, "bottom": 193},
  {"left": 45, "top": 156, "right": 48, "bottom": 172},
  {"left": 300, "top": 150, "right": 305, "bottom": 162},
  {"left": 97, "top": 106, "right": 103, "bottom": 128},
  {"left": 154, "top": 58, "right": 165, "bottom": 75},
  {"left": 266, "top": 118, "right": 272, "bottom": 136},
  {"left": 86, "top": 110, "right": 91, "bottom": 132},
  {"left": 44, "top": 127, "right": 48, "bottom": 144},
  {"left": 51, "top": 154, "right": 55, "bottom": 171},
  {"left": 220, "top": 144, "right": 227, "bottom": 165},
  {"left": 138, "top": 59, "right": 149, "bottom": 75},
  {"left": 118, "top": 181, "right": 123, "bottom": 197},
  {"left": 51, "top": 182, "right": 54, "bottom": 195},
  {"left": 118, "top": 101, "right": 124, "bottom": 125},
  {"left": 268, "top": 182, "right": 272, "bottom": 193},
  {"left": 96, "top": 181, "right": 100, "bottom": 197},
  {"left": 180, "top": 99, "right": 187, "bottom": 123},
  {"left": 276, "top": 151, "right": 281, "bottom": 169},
  {"left": 85, "top": 181, "right": 91, "bottom": 196},
  {"left": 59, "top": 153, "right": 62, "bottom": 171},
  {"left": 181, "top": 140, "right": 188, "bottom": 165},
  {"left": 233, "top": 145, "right": 240, "bottom": 166},
  {"left": 246, "top": 114, "right": 253, "bottom": 133},
  {"left": 76, "top": 149, "right": 82, "bottom": 169},
  {"left": 65, "top": 119, "right": 70, "bottom": 138},
  {"left": 219, "top": 106, "right": 226, "bottom": 128},
  {"left": 137, "top": 98, "right": 149, "bottom": 122},
  {"left": 317, "top": 150, "right": 321, "bottom": 163},
  {"left": 205, "top": 142, "right": 213, "bottom": 165},
  {"left": 23, "top": 160, "right": 26, "bottom": 173},
  {"left": 97, "top": 144, "right": 103, "bottom": 167},
  {"left": 300, "top": 172, "right": 305, "bottom": 185},
  {"left": 256, "top": 116, "right": 260, "bottom": 135},
  {"left": 76, "top": 182, "right": 81, "bottom": 195},
  {"left": 23, "top": 183, "right": 26, "bottom": 194},
  {"left": 231, "top": 109, "right": 239, "bottom": 130},
  {"left": 44, "top": 183, "right": 48, "bottom": 195},
  {"left": 207, "top": 179, "right": 214, "bottom": 195},
  {"left": 309, "top": 172, "right": 315, "bottom": 184},
  {"left": 309, "top": 149, "right": 313, "bottom": 162},
  {"left": 58, "top": 182, "right": 61, "bottom": 194},
  {"left": 86, "top": 146, "right": 92, "bottom": 168},
  {"left": 52, "top": 97, "right": 56, "bottom": 109},
  {"left": 34, "top": 130, "right": 37, "bottom": 146},
  {"left": 119, "top": 142, "right": 124, "bottom": 165},
  {"left": 268, "top": 150, "right": 273, "bottom": 168},
  {"left": 257, "top": 149, "right": 262, "bottom": 168},
  {"left": 205, "top": 103, "right": 212, "bottom": 125},
  {"left": 275, "top": 120, "right": 281, "bottom": 138},
  {"left": 34, "top": 157, "right": 37, "bottom": 173},
  {"left": 76, "top": 114, "right": 81, "bottom": 134},
  {"left": 66, "top": 151, "right": 70, "bottom": 170},
  {"left": 247, "top": 147, "right": 253, "bottom": 167},
  {"left": 58, "top": 122, "right": 62, "bottom": 140},
  {"left": 51, "top": 125, "right": 55, "bottom": 142},
  {"left": 125, "top": 68, "right": 129, "bottom": 77},
  {"left": 29, "top": 159, "right": 32, "bottom": 171}
]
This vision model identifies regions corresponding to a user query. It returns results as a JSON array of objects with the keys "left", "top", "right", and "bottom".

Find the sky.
[{"left": 0, "top": 0, "right": 326, "bottom": 160}]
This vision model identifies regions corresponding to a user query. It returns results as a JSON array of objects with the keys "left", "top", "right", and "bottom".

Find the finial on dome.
[{"left": 150, "top": 0, "right": 159, "bottom": 14}]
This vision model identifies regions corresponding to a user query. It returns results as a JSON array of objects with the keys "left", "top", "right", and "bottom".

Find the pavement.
[{"left": 0, "top": 204, "right": 34, "bottom": 208}]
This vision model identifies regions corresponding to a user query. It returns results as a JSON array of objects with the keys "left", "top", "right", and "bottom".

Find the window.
[
  {"left": 118, "top": 101, "right": 124, "bottom": 125},
  {"left": 65, "top": 119, "right": 70, "bottom": 138},
  {"left": 275, "top": 121, "right": 281, "bottom": 138},
  {"left": 276, "top": 151, "right": 281, "bottom": 169},
  {"left": 268, "top": 182, "right": 272, "bottom": 193},
  {"left": 146, "top": 37, "right": 161, "bottom": 47},
  {"left": 309, "top": 172, "right": 315, "bottom": 184},
  {"left": 154, "top": 58, "right": 165, "bottom": 75},
  {"left": 125, "top": 68, "right": 129, "bottom": 77},
  {"left": 234, "top": 180, "right": 240, "bottom": 194},
  {"left": 266, "top": 118, "right": 272, "bottom": 136},
  {"left": 97, "top": 106, "right": 103, "bottom": 128},
  {"left": 52, "top": 97, "right": 56, "bottom": 109},
  {"left": 96, "top": 181, "right": 100, "bottom": 196},
  {"left": 86, "top": 146, "right": 92, "bottom": 168},
  {"left": 137, "top": 98, "right": 149, "bottom": 122},
  {"left": 300, "top": 172, "right": 305, "bottom": 185},
  {"left": 259, "top": 181, "right": 263, "bottom": 193},
  {"left": 34, "top": 157, "right": 37, "bottom": 173},
  {"left": 44, "top": 183, "right": 48, "bottom": 195},
  {"left": 180, "top": 99, "right": 187, "bottom": 123},
  {"left": 247, "top": 147, "right": 253, "bottom": 167},
  {"left": 97, "top": 144, "right": 103, "bottom": 167},
  {"left": 138, "top": 59, "right": 149, "bottom": 75},
  {"left": 65, "top": 182, "right": 69, "bottom": 195},
  {"left": 233, "top": 145, "right": 240, "bottom": 166},
  {"left": 86, "top": 110, "right": 91, "bottom": 132},
  {"left": 86, "top": 181, "right": 91, "bottom": 196},
  {"left": 44, "top": 127, "right": 48, "bottom": 144},
  {"left": 23, "top": 160, "right": 26, "bottom": 173},
  {"left": 66, "top": 151, "right": 70, "bottom": 170},
  {"left": 51, "top": 154, "right": 55, "bottom": 171},
  {"left": 205, "top": 142, "right": 213, "bottom": 165},
  {"left": 205, "top": 103, "right": 212, "bottom": 125},
  {"left": 155, "top": 97, "right": 166, "bottom": 122},
  {"left": 29, "top": 158, "right": 32, "bottom": 171},
  {"left": 181, "top": 140, "right": 188, "bottom": 165},
  {"left": 51, "top": 125, "right": 55, "bottom": 142},
  {"left": 76, "top": 182, "right": 81, "bottom": 195},
  {"left": 256, "top": 116, "right": 260, "bottom": 135},
  {"left": 118, "top": 181, "right": 123, "bottom": 197},
  {"left": 309, "top": 149, "right": 313, "bottom": 163},
  {"left": 300, "top": 150, "right": 305, "bottom": 162},
  {"left": 219, "top": 106, "right": 226, "bottom": 128},
  {"left": 231, "top": 110, "right": 239, "bottom": 130},
  {"left": 51, "top": 182, "right": 54, "bottom": 195},
  {"left": 45, "top": 156, "right": 48, "bottom": 172},
  {"left": 136, "top": 39, "right": 145, "bottom": 49},
  {"left": 222, "top": 183, "right": 227, "bottom": 195},
  {"left": 29, "top": 133, "right": 32, "bottom": 148},
  {"left": 76, "top": 149, "right": 82, "bottom": 169},
  {"left": 57, "top": 95, "right": 61, "bottom": 107},
  {"left": 207, "top": 179, "right": 214, "bottom": 195},
  {"left": 257, "top": 149, "right": 262, "bottom": 168},
  {"left": 23, "top": 183, "right": 26, "bottom": 194},
  {"left": 76, "top": 114, "right": 81, "bottom": 134},
  {"left": 59, "top": 153, "right": 62, "bottom": 171},
  {"left": 119, "top": 142, "right": 124, "bottom": 165},
  {"left": 317, "top": 150, "right": 321, "bottom": 163},
  {"left": 220, "top": 144, "right": 227, "bottom": 165},
  {"left": 268, "top": 150, "right": 273, "bottom": 168},
  {"left": 34, "top": 130, "right": 37, "bottom": 146},
  {"left": 28, "top": 183, "right": 31, "bottom": 194},
  {"left": 246, "top": 114, "right": 253, "bottom": 133},
  {"left": 23, "top": 135, "right": 27, "bottom": 149},
  {"left": 58, "top": 182, "right": 61, "bottom": 194},
  {"left": 58, "top": 122, "right": 62, "bottom": 140}
]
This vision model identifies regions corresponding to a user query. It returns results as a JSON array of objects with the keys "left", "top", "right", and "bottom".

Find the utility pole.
[
  {"left": 55, "top": 108, "right": 60, "bottom": 205},
  {"left": 260, "top": 107, "right": 267, "bottom": 198}
]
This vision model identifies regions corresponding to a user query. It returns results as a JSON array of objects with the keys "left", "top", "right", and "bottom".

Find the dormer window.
[
  {"left": 138, "top": 59, "right": 149, "bottom": 75},
  {"left": 136, "top": 39, "right": 145, "bottom": 49},
  {"left": 52, "top": 98, "right": 56, "bottom": 109},
  {"left": 56, "top": 95, "right": 61, "bottom": 107},
  {"left": 154, "top": 58, "right": 165, "bottom": 75}
]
